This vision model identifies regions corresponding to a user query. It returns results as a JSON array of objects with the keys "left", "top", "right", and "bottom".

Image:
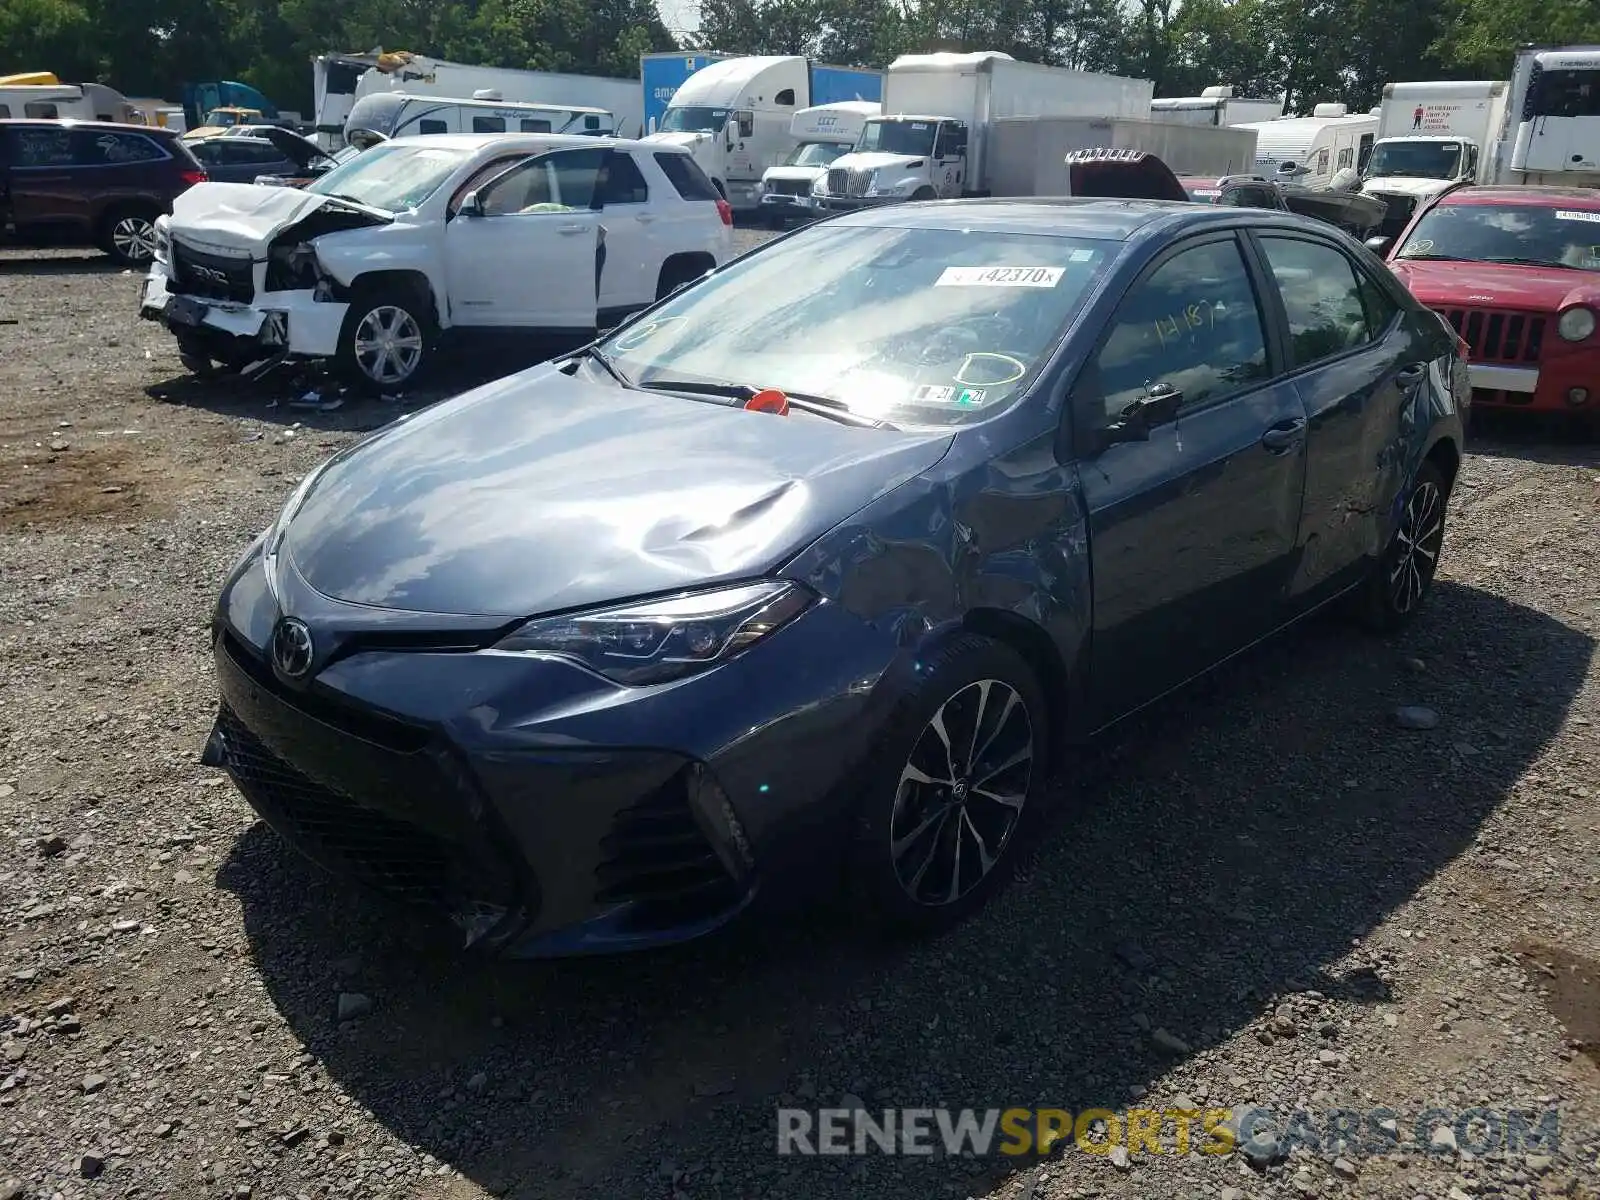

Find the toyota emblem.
[{"left": 270, "top": 617, "right": 315, "bottom": 679}]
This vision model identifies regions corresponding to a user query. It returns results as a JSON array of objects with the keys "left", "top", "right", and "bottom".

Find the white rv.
[
  {"left": 757, "top": 100, "right": 879, "bottom": 222},
  {"left": 1236, "top": 104, "right": 1380, "bottom": 187},
  {"left": 1150, "top": 86, "right": 1284, "bottom": 127},
  {"left": 0, "top": 81, "right": 139, "bottom": 123},
  {"left": 344, "top": 92, "right": 614, "bottom": 147},
  {"left": 314, "top": 51, "right": 643, "bottom": 147},
  {"left": 1361, "top": 81, "right": 1509, "bottom": 236},
  {"left": 1498, "top": 46, "right": 1600, "bottom": 187}
]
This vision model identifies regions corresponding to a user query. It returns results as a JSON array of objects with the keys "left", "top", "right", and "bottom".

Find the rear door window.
[
  {"left": 1257, "top": 236, "right": 1376, "bottom": 366},
  {"left": 77, "top": 131, "right": 166, "bottom": 164},
  {"left": 10, "top": 126, "right": 75, "bottom": 167},
  {"left": 653, "top": 151, "right": 720, "bottom": 201},
  {"left": 597, "top": 151, "right": 649, "bottom": 206}
]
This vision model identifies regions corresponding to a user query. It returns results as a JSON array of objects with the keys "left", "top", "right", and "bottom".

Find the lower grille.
[
  {"left": 1471, "top": 387, "right": 1534, "bottom": 407},
  {"left": 217, "top": 704, "right": 511, "bottom": 918},
  {"left": 171, "top": 241, "right": 255, "bottom": 304},
  {"left": 594, "top": 770, "right": 742, "bottom": 931},
  {"left": 1435, "top": 307, "right": 1545, "bottom": 364}
]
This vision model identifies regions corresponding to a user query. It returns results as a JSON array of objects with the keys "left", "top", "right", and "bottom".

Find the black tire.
[
  {"left": 848, "top": 634, "right": 1049, "bottom": 934},
  {"left": 335, "top": 283, "right": 435, "bottom": 393},
  {"left": 178, "top": 350, "right": 219, "bottom": 378},
  {"left": 99, "top": 207, "right": 160, "bottom": 266},
  {"left": 656, "top": 259, "right": 708, "bottom": 301},
  {"left": 1355, "top": 460, "right": 1450, "bottom": 632},
  {"left": 911, "top": 187, "right": 938, "bottom": 201}
]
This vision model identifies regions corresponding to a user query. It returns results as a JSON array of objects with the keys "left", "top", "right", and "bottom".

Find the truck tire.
[{"left": 911, "top": 187, "right": 937, "bottom": 201}]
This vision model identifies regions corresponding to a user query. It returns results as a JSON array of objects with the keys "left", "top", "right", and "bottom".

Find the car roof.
[
  {"left": 826, "top": 196, "right": 1318, "bottom": 241},
  {"left": 380, "top": 132, "right": 681, "bottom": 155},
  {"left": 0, "top": 117, "right": 181, "bottom": 138},
  {"left": 1437, "top": 184, "right": 1600, "bottom": 209}
]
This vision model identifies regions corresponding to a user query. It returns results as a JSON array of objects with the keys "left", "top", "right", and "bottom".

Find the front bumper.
[
  {"left": 204, "top": 545, "right": 894, "bottom": 956},
  {"left": 139, "top": 260, "right": 347, "bottom": 363},
  {"left": 1467, "top": 360, "right": 1594, "bottom": 412},
  {"left": 818, "top": 195, "right": 904, "bottom": 212},
  {"left": 758, "top": 192, "right": 822, "bottom": 217}
]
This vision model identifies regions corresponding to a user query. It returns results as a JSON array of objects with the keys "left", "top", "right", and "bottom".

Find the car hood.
[
  {"left": 252, "top": 125, "right": 331, "bottom": 169},
  {"left": 832, "top": 151, "right": 921, "bottom": 174},
  {"left": 280, "top": 364, "right": 956, "bottom": 618},
  {"left": 1390, "top": 259, "right": 1600, "bottom": 312},
  {"left": 1362, "top": 177, "right": 1454, "bottom": 199},
  {"left": 764, "top": 165, "right": 825, "bottom": 182},
  {"left": 166, "top": 183, "right": 388, "bottom": 252},
  {"left": 645, "top": 131, "right": 711, "bottom": 150}
]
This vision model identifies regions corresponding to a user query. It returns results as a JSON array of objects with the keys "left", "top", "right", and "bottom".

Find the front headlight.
[
  {"left": 1557, "top": 306, "right": 1596, "bottom": 342},
  {"left": 152, "top": 219, "right": 170, "bottom": 264},
  {"left": 494, "top": 580, "right": 813, "bottom": 685}
]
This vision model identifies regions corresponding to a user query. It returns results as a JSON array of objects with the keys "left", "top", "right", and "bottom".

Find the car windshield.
[
  {"left": 305, "top": 143, "right": 472, "bottom": 212},
  {"left": 1184, "top": 183, "right": 1222, "bottom": 202},
  {"left": 1396, "top": 202, "right": 1600, "bottom": 270},
  {"left": 786, "top": 141, "right": 850, "bottom": 167},
  {"left": 597, "top": 224, "right": 1111, "bottom": 426},
  {"left": 1366, "top": 141, "right": 1462, "bottom": 180},
  {"left": 658, "top": 106, "right": 728, "bottom": 134},
  {"left": 857, "top": 120, "right": 937, "bottom": 157}
]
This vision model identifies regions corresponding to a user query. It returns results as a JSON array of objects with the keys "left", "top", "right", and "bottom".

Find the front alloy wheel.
[
  {"left": 890, "top": 678, "right": 1034, "bottom": 906},
  {"left": 352, "top": 305, "right": 425, "bottom": 386}
]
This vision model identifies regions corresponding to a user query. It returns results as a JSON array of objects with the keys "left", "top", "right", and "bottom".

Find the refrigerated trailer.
[
  {"left": 1496, "top": 45, "right": 1600, "bottom": 187},
  {"left": 1149, "top": 85, "right": 1284, "bottom": 126}
]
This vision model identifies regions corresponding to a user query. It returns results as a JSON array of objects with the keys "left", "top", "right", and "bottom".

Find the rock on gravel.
[{"left": 1, "top": 243, "right": 1598, "bottom": 1200}]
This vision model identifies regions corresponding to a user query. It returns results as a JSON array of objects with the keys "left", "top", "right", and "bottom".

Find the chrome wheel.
[
  {"left": 111, "top": 215, "right": 158, "bottom": 263},
  {"left": 352, "top": 305, "right": 425, "bottom": 385},
  {"left": 1389, "top": 477, "right": 1445, "bottom": 614},
  {"left": 889, "top": 679, "right": 1034, "bottom": 906}
]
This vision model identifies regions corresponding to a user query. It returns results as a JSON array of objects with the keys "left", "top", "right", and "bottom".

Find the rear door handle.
[
  {"left": 634, "top": 213, "right": 656, "bottom": 223},
  {"left": 558, "top": 224, "right": 587, "bottom": 235},
  {"left": 1395, "top": 362, "right": 1428, "bottom": 387},
  {"left": 1261, "top": 417, "right": 1307, "bottom": 453}
]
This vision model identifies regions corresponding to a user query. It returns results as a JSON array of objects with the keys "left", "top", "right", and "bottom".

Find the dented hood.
[
  {"left": 280, "top": 364, "right": 955, "bottom": 618},
  {"left": 166, "top": 182, "right": 387, "bottom": 253}
]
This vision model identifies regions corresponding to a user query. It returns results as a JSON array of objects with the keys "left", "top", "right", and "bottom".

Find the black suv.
[{"left": 0, "top": 120, "right": 207, "bottom": 265}]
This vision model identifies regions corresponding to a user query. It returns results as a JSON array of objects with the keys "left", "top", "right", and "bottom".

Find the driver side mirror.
[
  {"left": 1364, "top": 235, "right": 1392, "bottom": 255},
  {"left": 459, "top": 190, "right": 486, "bottom": 218},
  {"left": 1099, "top": 383, "right": 1184, "bottom": 450}
]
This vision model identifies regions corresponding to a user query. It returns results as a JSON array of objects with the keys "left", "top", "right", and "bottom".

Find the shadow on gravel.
[
  {"left": 140, "top": 338, "right": 583, "bottom": 432},
  {"left": 217, "top": 580, "right": 1594, "bottom": 1200},
  {"left": 1466, "top": 411, "right": 1600, "bottom": 463},
  {"left": 0, "top": 252, "right": 124, "bottom": 276}
]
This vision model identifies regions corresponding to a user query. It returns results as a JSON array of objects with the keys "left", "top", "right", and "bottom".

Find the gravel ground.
[{"left": 1, "top": 237, "right": 1598, "bottom": 1200}]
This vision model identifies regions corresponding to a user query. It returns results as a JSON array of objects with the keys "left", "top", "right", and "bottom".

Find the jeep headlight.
[
  {"left": 1557, "top": 306, "right": 1596, "bottom": 342},
  {"left": 493, "top": 580, "right": 814, "bottom": 686}
]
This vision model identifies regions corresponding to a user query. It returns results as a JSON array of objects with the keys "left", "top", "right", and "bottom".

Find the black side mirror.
[
  {"left": 1101, "top": 383, "right": 1184, "bottom": 448},
  {"left": 459, "top": 190, "right": 485, "bottom": 218},
  {"left": 1364, "top": 235, "right": 1392, "bottom": 254}
]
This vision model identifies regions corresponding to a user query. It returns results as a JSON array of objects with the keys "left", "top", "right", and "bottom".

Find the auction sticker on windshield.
[
  {"left": 1555, "top": 210, "right": 1600, "bottom": 223},
  {"left": 936, "top": 266, "right": 1064, "bottom": 288}
]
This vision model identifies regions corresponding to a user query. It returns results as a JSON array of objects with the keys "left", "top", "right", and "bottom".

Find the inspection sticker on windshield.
[
  {"left": 912, "top": 385, "right": 986, "bottom": 405},
  {"left": 1555, "top": 209, "right": 1600, "bottom": 223},
  {"left": 936, "top": 266, "right": 1064, "bottom": 288}
]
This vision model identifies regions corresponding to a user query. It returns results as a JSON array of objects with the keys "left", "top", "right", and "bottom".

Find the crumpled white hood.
[
  {"left": 1361, "top": 176, "right": 1457, "bottom": 200},
  {"left": 166, "top": 182, "right": 339, "bottom": 254}
]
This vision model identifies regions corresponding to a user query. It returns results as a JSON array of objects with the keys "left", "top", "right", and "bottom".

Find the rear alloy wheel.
[
  {"left": 106, "top": 213, "right": 159, "bottom": 265},
  {"left": 851, "top": 635, "right": 1047, "bottom": 932},
  {"left": 1359, "top": 460, "right": 1449, "bottom": 631}
]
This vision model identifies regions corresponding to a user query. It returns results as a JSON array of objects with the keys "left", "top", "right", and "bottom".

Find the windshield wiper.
[
  {"left": 1481, "top": 255, "right": 1569, "bottom": 269},
  {"left": 571, "top": 344, "right": 632, "bottom": 387},
  {"left": 639, "top": 379, "right": 897, "bottom": 429},
  {"left": 1396, "top": 253, "right": 1459, "bottom": 261}
]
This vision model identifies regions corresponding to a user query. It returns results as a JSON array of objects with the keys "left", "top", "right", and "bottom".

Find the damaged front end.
[{"left": 139, "top": 187, "right": 389, "bottom": 374}]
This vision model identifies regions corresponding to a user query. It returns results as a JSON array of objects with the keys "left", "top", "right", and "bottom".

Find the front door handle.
[
  {"left": 634, "top": 213, "right": 656, "bottom": 223},
  {"left": 1261, "top": 417, "right": 1307, "bottom": 453},
  {"left": 558, "top": 224, "right": 587, "bottom": 235},
  {"left": 1395, "top": 362, "right": 1428, "bottom": 387}
]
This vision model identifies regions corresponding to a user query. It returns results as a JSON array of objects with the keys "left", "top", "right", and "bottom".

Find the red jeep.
[{"left": 1384, "top": 186, "right": 1600, "bottom": 419}]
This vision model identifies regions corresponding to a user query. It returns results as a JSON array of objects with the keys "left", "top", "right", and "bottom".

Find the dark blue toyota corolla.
[{"left": 204, "top": 198, "right": 1468, "bottom": 956}]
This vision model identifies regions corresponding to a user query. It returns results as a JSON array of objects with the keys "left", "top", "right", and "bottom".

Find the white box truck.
[
  {"left": 1359, "top": 80, "right": 1509, "bottom": 236},
  {"left": 813, "top": 51, "right": 1154, "bottom": 209},
  {"left": 756, "top": 101, "right": 879, "bottom": 224},
  {"left": 1149, "top": 85, "right": 1284, "bottom": 126},
  {"left": 1494, "top": 45, "right": 1600, "bottom": 187},
  {"left": 643, "top": 56, "right": 884, "bottom": 213}
]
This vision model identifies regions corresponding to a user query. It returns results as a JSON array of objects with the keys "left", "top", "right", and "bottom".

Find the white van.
[
  {"left": 1235, "top": 103, "right": 1380, "bottom": 187},
  {"left": 344, "top": 91, "right": 614, "bottom": 148},
  {"left": 757, "top": 100, "right": 879, "bottom": 223}
]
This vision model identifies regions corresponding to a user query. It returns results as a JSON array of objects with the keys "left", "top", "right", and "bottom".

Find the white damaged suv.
[{"left": 138, "top": 133, "right": 733, "bottom": 390}]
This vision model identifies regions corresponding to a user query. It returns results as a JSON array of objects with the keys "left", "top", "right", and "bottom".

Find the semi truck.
[
  {"left": 1149, "top": 85, "right": 1284, "bottom": 126},
  {"left": 1359, "top": 80, "right": 1509, "bottom": 238},
  {"left": 641, "top": 56, "right": 884, "bottom": 212},
  {"left": 813, "top": 52, "right": 1263, "bottom": 209},
  {"left": 1494, "top": 45, "right": 1600, "bottom": 188}
]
